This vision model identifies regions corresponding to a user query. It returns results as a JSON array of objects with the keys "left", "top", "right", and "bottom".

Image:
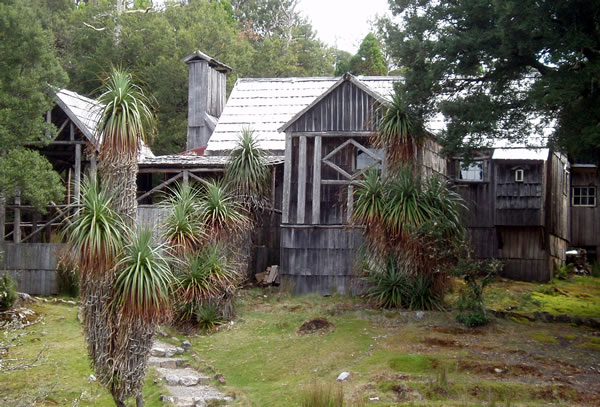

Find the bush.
[
  {"left": 195, "top": 303, "right": 225, "bottom": 331},
  {"left": 0, "top": 274, "right": 18, "bottom": 311},
  {"left": 592, "top": 261, "right": 600, "bottom": 278},
  {"left": 453, "top": 259, "right": 501, "bottom": 328},
  {"left": 363, "top": 257, "right": 443, "bottom": 310}
]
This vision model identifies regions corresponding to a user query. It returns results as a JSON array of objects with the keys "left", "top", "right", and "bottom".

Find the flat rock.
[{"left": 337, "top": 371, "right": 350, "bottom": 381}]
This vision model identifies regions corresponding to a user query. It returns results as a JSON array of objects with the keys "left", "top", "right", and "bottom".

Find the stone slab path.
[{"left": 150, "top": 340, "right": 231, "bottom": 407}]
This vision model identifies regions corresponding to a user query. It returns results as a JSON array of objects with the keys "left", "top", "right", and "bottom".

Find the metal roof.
[
  {"left": 492, "top": 148, "right": 550, "bottom": 161},
  {"left": 206, "top": 75, "right": 400, "bottom": 155},
  {"left": 53, "top": 88, "right": 155, "bottom": 160}
]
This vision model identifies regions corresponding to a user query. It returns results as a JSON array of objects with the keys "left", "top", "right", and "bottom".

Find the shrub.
[
  {"left": 0, "top": 274, "right": 18, "bottom": 311},
  {"left": 408, "top": 273, "right": 443, "bottom": 311},
  {"left": 363, "top": 258, "right": 410, "bottom": 309},
  {"left": 454, "top": 259, "right": 501, "bottom": 327},
  {"left": 300, "top": 382, "right": 344, "bottom": 407},
  {"left": 195, "top": 304, "right": 225, "bottom": 331},
  {"left": 592, "top": 262, "right": 600, "bottom": 278},
  {"left": 174, "top": 244, "right": 240, "bottom": 322}
]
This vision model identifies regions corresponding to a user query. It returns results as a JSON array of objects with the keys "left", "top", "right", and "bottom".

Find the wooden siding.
[
  {"left": 289, "top": 81, "right": 380, "bottom": 133},
  {"left": 280, "top": 226, "right": 363, "bottom": 295},
  {"left": 0, "top": 243, "right": 65, "bottom": 295},
  {"left": 546, "top": 153, "right": 570, "bottom": 240},
  {"left": 570, "top": 166, "right": 599, "bottom": 250},
  {"left": 495, "top": 161, "right": 544, "bottom": 226},
  {"left": 137, "top": 205, "right": 169, "bottom": 240},
  {"left": 417, "top": 137, "right": 447, "bottom": 177},
  {"left": 497, "top": 227, "right": 550, "bottom": 282}
]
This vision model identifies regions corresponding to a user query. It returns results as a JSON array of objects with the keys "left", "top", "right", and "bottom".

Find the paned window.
[
  {"left": 572, "top": 186, "right": 596, "bottom": 207},
  {"left": 515, "top": 169, "right": 524, "bottom": 182},
  {"left": 459, "top": 161, "right": 483, "bottom": 181}
]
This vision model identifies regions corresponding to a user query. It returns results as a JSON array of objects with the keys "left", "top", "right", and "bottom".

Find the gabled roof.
[
  {"left": 492, "top": 148, "right": 549, "bottom": 161},
  {"left": 206, "top": 75, "right": 400, "bottom": 155},
  {"left": 52, "top": 88, "right": 155, "bottom": 160},
  {"left": 278, "top": 73, "right": 394, "bottom": 133}
]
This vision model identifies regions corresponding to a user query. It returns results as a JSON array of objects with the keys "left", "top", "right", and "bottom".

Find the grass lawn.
[
  {"left": 0, "top": 302, "right": 166, "bottom": 407},
  {"left": 1, "top": 275, "right": 600, "bottom": 406}
]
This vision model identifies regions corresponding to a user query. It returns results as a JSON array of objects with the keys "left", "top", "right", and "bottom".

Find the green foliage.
[
  {"left": 300, "top": 382, "right": 344, "bottom": 407},
  {"left": 97, "top": 67, "right": 154, "bottom": 157},
  {"left": 195, "top": 303, "right": 225, "bottom": 331},
  {"left": 64, "top": 176, "right": 125, "bottom": 275},
  {"left": 0, "top": 273, "right": 17, "bottom": 311},
  {"left": 162, "top": 183, "right": 204, "bottom": 255},
  {"left": 113, "top": 229, "right": 173, "bottom": 323},
  {"left": 224, "top": 128, "right": 272, "bottom": 208},
  {"left": 364, "top": 258, "right": 410, "bottom": 309},
  {"left": 0, "top": 149, "right": 65, "bottom": 211},
  {"left": 347, "top": 33, "right": 387, "bottom": 76},
  {"left": 363, "top": 257, "right": 442, "bottom": 310},
  {"left": 174, "top": 244, "right": 239, "bottom": 322},
  {"left": 454, "top": 259, "right": 502, "bottom": 328},
  {"left": 198, "top": 179, "right": 249, "bottom": 240},
  {"left": 380, "top": 0, "right": 600, "bottom": 157},
  {"left": 556, "top": 263, "right": 575, "bottom": 280},
  {"left": 0, "top": 0, "right": 67, "bottom": 209}
]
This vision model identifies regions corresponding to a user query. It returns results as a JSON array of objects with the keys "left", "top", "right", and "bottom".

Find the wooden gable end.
[{"left": 288, "top": 80, "right": 382, "bottom": 133}]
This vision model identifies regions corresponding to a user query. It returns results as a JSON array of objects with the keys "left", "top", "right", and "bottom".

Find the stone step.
[
  {"left": 149, "top": 356, "right": 188, "bottom": 369},
  {"left": 151, "top": 342, "right": 185, "bottom": 358},
  {"left": 156, "top": 367, "right": 211, "bottom": 387},
  {"left": 160, "top": 387, "right": 232, "bottom": 407}
]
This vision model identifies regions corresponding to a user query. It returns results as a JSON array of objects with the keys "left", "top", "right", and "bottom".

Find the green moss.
[
  {"left": 388, "top": 354, "right": 433, "bottom": 374},
  {"left": 530, "top": 332, "right": 558, "bottom": 344}
]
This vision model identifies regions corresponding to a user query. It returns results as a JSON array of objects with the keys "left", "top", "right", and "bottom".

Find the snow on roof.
[
  {"left": 492, "top": 148, "right": 549, "bottom": 161},
  {"left": 53, "top": 88, "right": 155, "bottom": 160},
  {"left": 206, "top": 75, "right": 400, "bottom": 155}
]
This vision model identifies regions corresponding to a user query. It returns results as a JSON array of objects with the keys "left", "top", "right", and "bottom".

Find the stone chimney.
[{"left": 183, "top": 51, "right": 232, "bottom": 150}]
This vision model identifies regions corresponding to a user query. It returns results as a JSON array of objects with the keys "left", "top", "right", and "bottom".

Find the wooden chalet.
[{"left": 450, "top": 147, "right": 570, "bottom": 281}]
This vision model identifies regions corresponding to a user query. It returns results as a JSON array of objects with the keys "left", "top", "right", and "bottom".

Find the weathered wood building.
[
  {"left": 451, "top": 148, "right": 570, "bottom": 281},
  {"left": 569, "top": 162, "right": 599, "bottom": 261}
]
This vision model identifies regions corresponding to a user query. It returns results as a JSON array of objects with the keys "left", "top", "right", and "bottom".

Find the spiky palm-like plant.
[
  {"left": 224, "top": 128, "right": 271, "bottom": 208},
  {"left": 197, "top": 179, "right": 249, "bottom": 243},
  {"left": 110, "top": 229, "right": 173, "bottom": 399},
  {"left": 97, "top": 67, "right": 154, "bottom": 224},
  {"left": 85, "top": 68, "right": 155, "bottom": 407},
  {"left": 64, "top": 176, "right": 125, "bottom": 394},
  {"left": 162, "top": 183, "right": 204, "bottom": 255},
  {"left": 175, "top": 244, "right": 239, "bottom": 321},
  {"left": 372, "top": 91, "right": 427, "bottom": 171}
]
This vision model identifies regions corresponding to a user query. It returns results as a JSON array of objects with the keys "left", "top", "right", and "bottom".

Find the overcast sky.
[{"left": 296, "top": 0, "right": 391, "bottom": 53}]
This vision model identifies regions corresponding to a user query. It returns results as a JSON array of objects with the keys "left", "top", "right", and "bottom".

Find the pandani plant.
[{"left": 162, "top": 183, "right": 204, "bottom": 255}]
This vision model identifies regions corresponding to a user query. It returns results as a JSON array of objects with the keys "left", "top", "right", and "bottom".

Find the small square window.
[
  {"left": 459, "top": 161, "right": 483, "bottom": 181},
  {"left": 515, "top": 169, "right": 524, "bottom": 182},
  {"left": 572, "top": 186, "right": 596, "bottom": 207}
]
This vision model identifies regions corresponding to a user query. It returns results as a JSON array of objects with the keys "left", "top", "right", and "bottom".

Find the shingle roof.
[
  {"left": 53, "top": 88, "right": 155, "bottom": 160},
  {"left": 206, "top": 75, "right": 400, "bottom": 155}
]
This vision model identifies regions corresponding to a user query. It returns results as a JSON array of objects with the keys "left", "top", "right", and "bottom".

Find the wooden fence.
[{"left": 0, "top": 242, "right": 65, "bottom": 295}]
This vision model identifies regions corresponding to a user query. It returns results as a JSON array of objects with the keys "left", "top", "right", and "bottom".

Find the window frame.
[
  {"left": 515, "top": 168, "right": 524, "bottom": 182},
  {"left": 571, "top": 186, "right": 597, "bottom": 207},
  {"left": 458, "top": 160, "right": 485, "bottom": 182}
]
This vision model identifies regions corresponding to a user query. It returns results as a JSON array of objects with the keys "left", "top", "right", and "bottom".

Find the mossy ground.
[
  {"left": 484, "top": 276, "right": 600, "bottom": 317},
  {"left": 0, "top": 302, "right": 166, "bottom": 407},
  {"left": 2, "top": 276, "right": 600, "bottom": 406}
]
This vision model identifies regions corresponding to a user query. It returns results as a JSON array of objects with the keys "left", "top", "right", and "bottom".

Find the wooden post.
[
  {"left": 297, "top": 135, "right": 307, "bottom": 224},
  {"left": 89, "top": 154, "right": 97, "bottom": 175},
  {"left": 312, "top": 135, "right": 322, "bottom": 224},
  {"left": 282, "top": 133, "right": 293, "bottom": 224},
  {"left": 74, "top": 143, "right": 81, "bottom": 205},
  {"left": 13, "top": 190, "right": 21, "bottom": 243},
  {"left": 347, "top": 185, "right": 354, "bottom": 224},
  {"left": 69, "top": 122, "right": 75, "bottom": 141},
  {"left": 183, "top": 170, "right": 189, "bottom": 187}
]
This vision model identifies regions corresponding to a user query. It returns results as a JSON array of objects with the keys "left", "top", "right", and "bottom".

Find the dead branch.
[{"left": 83, "top": 22, "right": 106, "bottom": 32}]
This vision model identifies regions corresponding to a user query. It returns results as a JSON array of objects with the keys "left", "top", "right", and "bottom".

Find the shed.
[
  {"left": 451, "top": 147, "right": 570, "bottom": 281},
  {"left": 277, "top": 74, "right": 447, "bottom": 294}
]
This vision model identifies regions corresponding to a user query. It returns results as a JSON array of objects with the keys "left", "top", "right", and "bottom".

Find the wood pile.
[{"left": 255, "top": 265, "right": 280, "bottom": 286}]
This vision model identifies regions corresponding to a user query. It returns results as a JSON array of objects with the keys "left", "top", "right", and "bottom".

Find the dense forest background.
[{"left": 28, "top": 0, "right": 389, "bottom": 155}]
